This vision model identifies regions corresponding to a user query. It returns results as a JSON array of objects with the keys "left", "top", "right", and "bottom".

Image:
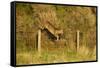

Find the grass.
[{"left": 16, "top": 45, "right": 96, "bottom": 65}]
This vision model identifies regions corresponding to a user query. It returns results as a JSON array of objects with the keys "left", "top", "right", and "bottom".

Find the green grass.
[{"left": 16, "top": 46, "right": 96, "bottom": 65}]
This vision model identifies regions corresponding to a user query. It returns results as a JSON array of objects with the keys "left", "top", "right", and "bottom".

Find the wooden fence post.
[
  {"left": 38, "top": 29, "right": 41, "bottom": 55},
  {"left": 77, "top": 30, "right": 80, "bottom": 52}
]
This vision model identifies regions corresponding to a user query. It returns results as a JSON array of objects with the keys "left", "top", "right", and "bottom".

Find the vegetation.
[{"left": 16, "top": 3, "right": 97, "bottom": 65}]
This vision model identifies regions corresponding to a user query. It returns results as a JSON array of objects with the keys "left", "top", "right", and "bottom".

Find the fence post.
[
  {"left": 77, "top": 30, "right": 80, "bottom": 52},
  {"left": 38, "top": 29, "right": 41, "bottom": 55}
]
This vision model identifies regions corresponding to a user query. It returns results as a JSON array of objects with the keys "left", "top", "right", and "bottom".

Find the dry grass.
[{"left": 16, "top": 45, "right": 96, "bottom": 65}]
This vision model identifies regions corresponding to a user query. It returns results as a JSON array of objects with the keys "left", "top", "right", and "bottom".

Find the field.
[{"left": 16, "top": 3, "right": 97, "bottom": 65}]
